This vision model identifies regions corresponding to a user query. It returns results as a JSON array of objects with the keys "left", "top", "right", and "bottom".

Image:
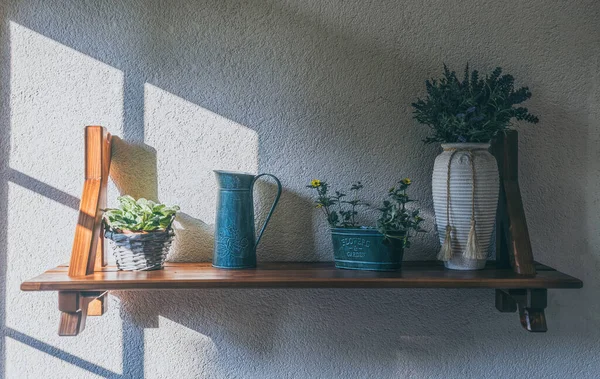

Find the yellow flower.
[
  {"left": 316, "top": 204, "right": 323, "bottom": 208},
  {"left": 311, "top": 179, "right": 322, "bottom": 188},
  {"left": 401, "top": 178, "right": 412, "bottom": 185}
]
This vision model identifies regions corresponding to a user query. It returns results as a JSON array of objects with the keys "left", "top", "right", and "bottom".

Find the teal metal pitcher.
[{"left": 213, "top": 170, "right": 282, "bottom": 269}]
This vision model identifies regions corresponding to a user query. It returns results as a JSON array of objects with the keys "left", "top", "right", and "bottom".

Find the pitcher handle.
[{"left": 252, "top": 173, "right": 282, "bottom": 248}]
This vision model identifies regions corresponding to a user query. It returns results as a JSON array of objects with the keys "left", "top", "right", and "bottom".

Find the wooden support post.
[
  {"left": 496, "top": 289, "right": 547, "bottom": 332},
  {"left": 491, "top": 131, "right": 536, "bottom": 275},
  {"left": 58, "top": 291, "right": 107, "bottom": 336},
  {"left": 61, "top": 126, "right": 112, "bottom": 335},
  {"left": 68, "top": 126, "right": 112, "bottom": 277}
]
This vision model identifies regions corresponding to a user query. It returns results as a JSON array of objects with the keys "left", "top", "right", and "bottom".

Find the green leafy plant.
[
  {"left": 307, "top": 178, "right": 424, "bottom": 247},
  {"left": 412, "top": 64, "right": 539, "bottom": 144},
  {"left": 376, "top": 178, "right": 425, "bottom": 247},
  {"left": 103, "top": 195, "right": 180, "bottom": 233},
  {"left": 307, "top": 179, "right": 368, "bottom": 228}
]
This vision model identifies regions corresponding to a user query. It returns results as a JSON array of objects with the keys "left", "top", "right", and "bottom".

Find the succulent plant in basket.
[
  {"left": 308, "top": 179, "right": 424, "bottom": 271},
  {"left": 103, "top": 196, "right": 180, "bottom": 271}
]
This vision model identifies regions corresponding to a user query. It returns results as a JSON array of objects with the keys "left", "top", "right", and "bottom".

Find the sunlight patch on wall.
[
  {"left": 9, "top": 21, "right": 124, "bottom": 195},
  {"left": 144, "top": 83, "right": 258, "bottom": 261},
  {"left": 143, "top": 316, "right": 218, "bottom": 378}
]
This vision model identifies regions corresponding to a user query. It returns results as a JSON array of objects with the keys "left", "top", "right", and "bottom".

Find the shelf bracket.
[
  {"left": 58, "top": 291, "right": 108, "bottom": 336},
  {"left": 495, "top": 289, "right": 547, "bottom": 332}
]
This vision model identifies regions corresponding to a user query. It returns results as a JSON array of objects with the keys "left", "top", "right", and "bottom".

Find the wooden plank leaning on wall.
[{"left": 60, "top": 126, "right": 111, "bottom": 335}]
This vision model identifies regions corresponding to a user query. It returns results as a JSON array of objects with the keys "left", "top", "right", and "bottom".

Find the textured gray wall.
[{"left": 2, "top": 0, "right": 599, "bottom": 378}]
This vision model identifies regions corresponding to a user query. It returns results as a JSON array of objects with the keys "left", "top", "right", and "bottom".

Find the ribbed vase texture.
[{"left": 432, "top": 143, "right": 499, "bottom": 270}]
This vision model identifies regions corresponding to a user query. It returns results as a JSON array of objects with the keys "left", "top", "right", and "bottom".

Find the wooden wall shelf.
[
  {"left": 22, "top": 261, "right": 581, "bottom": 291},
  {"left": 21, "top": 126, "right": 583, "bottom": 336}
]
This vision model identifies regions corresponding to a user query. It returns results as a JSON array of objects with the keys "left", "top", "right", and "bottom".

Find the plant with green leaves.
[
  {"left": 307, "top": 179, "right": 368, "bottom": 228},
  {"left": 307, "top": 178, "right": 424, "bottom": 247},
  {"left": 103, "top": 195, "right": 180, "bottom": 233},
  {"left": 412, "top": 64, "right": 539, "bottom": 144},
  {"left": 376, "top": 178, "right": 425, "bottom": 247}
]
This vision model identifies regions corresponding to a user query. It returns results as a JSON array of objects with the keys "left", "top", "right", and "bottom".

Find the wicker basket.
[{"left": 105, "top": 228, "right": 174, "bottom": 271}]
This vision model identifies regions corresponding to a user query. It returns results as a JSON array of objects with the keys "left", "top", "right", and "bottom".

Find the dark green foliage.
[{"left": 412, "top": 64, "right": 539, "bottom": 144}]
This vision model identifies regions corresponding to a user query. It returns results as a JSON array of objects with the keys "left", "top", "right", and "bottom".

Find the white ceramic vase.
[{"left": 432, "top": 143, "right": 499, "bottom": 270}]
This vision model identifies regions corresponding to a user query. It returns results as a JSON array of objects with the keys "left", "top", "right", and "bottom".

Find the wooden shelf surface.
[{"left": 21, "top": 261, "right": 582, "bottom": 292}]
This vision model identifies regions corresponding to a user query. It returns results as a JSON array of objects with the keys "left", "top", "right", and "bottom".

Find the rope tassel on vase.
[
  {"left": 437, "top": 224, "right": 453, "bottom": 261},
  {"left": 464, "top": 219, "right": 484, "bottom": 260},
  {"left": 437, "top": 150, "right": 458, "bottom": 261},
  {"left": 464, "top": 151, "right": 486, "bottom": 260}
]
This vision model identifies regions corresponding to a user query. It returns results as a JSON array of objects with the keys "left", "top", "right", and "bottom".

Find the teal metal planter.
[{"left": 331, "top": 228, "right": 405, "bottom": 271}]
